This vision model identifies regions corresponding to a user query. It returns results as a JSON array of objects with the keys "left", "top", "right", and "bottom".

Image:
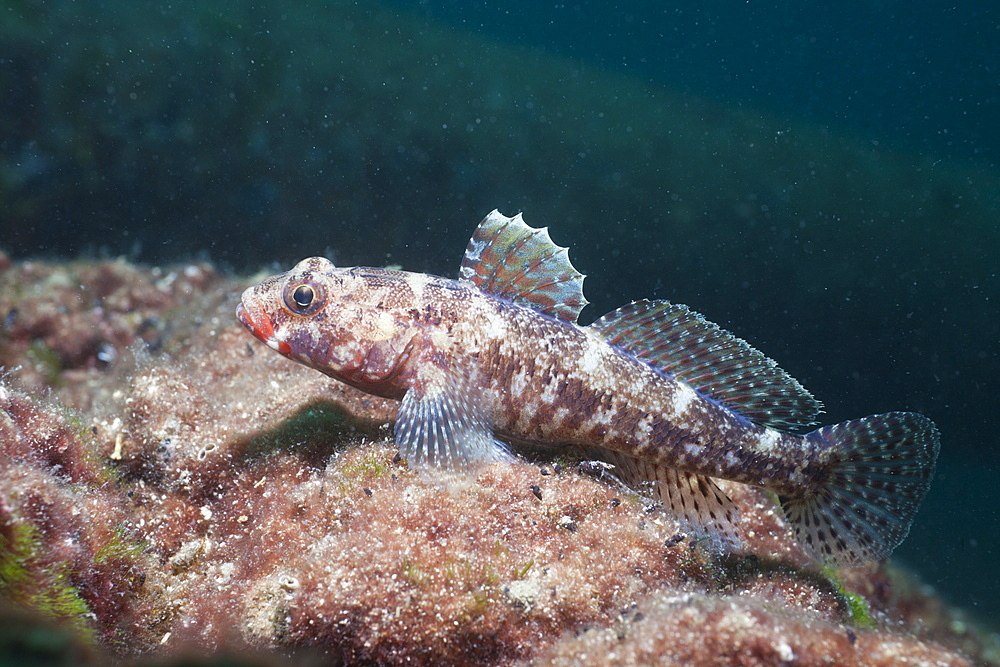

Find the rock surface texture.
[{"left": 0, "top": 252, "right": 995, "bottom": 665}]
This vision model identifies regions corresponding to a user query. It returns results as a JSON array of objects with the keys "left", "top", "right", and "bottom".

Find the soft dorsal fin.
[
  {"left": 589, "top": 299, "right": 822, "bottom": 430},
  {"left": 459, "top": 210, "right": 588, "bottom": 323}
]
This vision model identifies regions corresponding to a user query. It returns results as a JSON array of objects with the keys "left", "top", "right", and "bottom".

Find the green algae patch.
[
  {"left": 338, "top": 446, "right": 392, "bottom": 484},
  {"left": 841, "top": 587, "right": 876, "bottom": 629},
  {"left": 822, "top": 565, "right": 876, "bottom": 629},
  {"left": 0, "top": 521, "right": 95, "bottom": 644},
  {"left": 93, "top": 527, "right": 145, "bottom": 568},
  {"left": 26, "top": 341, "right": 64, "bottom": 388},
  {"left": 399, "top": 557, "right": 430, "bottom": 588}
]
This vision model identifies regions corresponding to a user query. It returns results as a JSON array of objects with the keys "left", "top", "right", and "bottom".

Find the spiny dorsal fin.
[
  {"left": 589, "top": 299, "right": 822, "bottom": 430},
  {"left": 459, "top": 210, "right": 588, "bottom": 323}
]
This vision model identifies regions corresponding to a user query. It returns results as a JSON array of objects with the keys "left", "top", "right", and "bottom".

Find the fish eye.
[
  {"left": 292, "top": 285, "right": 313, "bottom": 307},
  {"left": 283, "top": 279, "right": 324, "bottom": 315}
]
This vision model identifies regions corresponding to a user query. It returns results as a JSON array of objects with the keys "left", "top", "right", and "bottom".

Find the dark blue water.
[{"left": 389, "top": 0, "right": 999, "bottom": 168}]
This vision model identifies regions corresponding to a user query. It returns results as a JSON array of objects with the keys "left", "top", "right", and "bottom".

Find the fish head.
[{"left": 237, "top": 257, "right": 420, "bottom": 398}]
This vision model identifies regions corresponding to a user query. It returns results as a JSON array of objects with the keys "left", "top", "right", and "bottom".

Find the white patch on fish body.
[
  {"left": 538, "top": 376, "right": 560, "bottom": 406},
  {"left": 634, "top": 414, "right": 654, "bottom": 443},
  {"left": 401, "top": 271, "right": 430, "bottom": 303},
  {"left": 577, "top": 340, "right": 604, "bottom": 375},
  {"left": 724, "top": 450, "right": 740, "bottom": 469},
  {"left": 755, "top": 429, "right": 783, "bottom": 454},
  {"left": 589, "top": 404, "right": 615, "bottom": 427},
  {"left": 668, "top": 382, "right": 699, "bottom": 423},
  {"left": 483, "top": 309, "right": 510, "bottom": 340},
  {"left": 509, "top": 367, "right": 529, "bottom": 398},
  {"left": 549, "top": 406, "right": 571, "bottom": 431}
]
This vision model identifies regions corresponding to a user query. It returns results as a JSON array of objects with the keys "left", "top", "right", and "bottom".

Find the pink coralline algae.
[{"left": 0, "top": 253, "right": 995, "bottom": 665}]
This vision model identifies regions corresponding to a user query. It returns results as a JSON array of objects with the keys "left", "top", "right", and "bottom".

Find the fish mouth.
[
  {"left": 236, "top": 302, "right": 291, "bottom": 355},
  {"left": 235, "top": 303, "right": 252, "bottom": 330},
  {"left": 235, "top": 302, "right": 264, "bottom": 336}
]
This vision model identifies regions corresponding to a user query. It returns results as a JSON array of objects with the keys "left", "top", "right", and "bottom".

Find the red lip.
[
  {"left": 236, "top": 303, "right": 274, "bottom": 341},
  {"left": 236, "top": 303, "right": 251, "bottom": 328},
  {"left": 236, "top": 303, "right": 292, "bottom": 355}
]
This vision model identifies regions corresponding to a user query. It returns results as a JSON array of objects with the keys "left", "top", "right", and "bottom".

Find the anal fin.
[{"left": 596, "top": 449, "right": 742, "bottom": 553}]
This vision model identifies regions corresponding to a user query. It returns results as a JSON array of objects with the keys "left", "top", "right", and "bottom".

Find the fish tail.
[{"left": 780, "top": 412, "right": 940, "bottom": 566}]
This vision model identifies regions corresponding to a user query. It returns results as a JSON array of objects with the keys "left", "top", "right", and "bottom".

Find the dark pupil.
[{"left": 292, "top": 284, "right": 314, "bottom": 308}]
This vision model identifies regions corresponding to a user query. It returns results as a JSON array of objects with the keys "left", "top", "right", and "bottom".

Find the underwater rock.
[
  {"left": 0, "top": 254, "right": 995, "bottom": 665},
  {"left": 535, "top": 591, "right": 976, "bottom": 667},
  {"left": 2, "top": 0, "right": 998, "bottom": 624},
  {"left": 0, "top": 382, "right": 155, "bottom": 649}
]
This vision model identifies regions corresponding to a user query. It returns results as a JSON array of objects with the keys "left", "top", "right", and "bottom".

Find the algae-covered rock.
[
  {"left": 1, "top": 0, "right": 998, "bottom": 661},
  {"left": 0, "top": 254, "right": 996, "bottom": 665}
]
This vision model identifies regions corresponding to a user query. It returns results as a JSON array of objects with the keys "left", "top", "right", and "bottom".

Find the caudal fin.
[{"left": 780, "top": 412, "right": 940, "bottom": 567}]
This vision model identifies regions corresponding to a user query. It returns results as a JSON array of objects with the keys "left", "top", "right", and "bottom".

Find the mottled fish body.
[{"left": 237, "top": 210, "right": 939, "bottom": 566}]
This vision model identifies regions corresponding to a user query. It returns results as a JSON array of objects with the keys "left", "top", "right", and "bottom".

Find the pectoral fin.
[{"left": 394, "top": 349, "right": 506, "bottom": 470}]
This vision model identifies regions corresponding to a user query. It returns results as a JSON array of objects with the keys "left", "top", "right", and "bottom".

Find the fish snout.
[{"left": 236, "top": 300, "right": 291, "bottom": 355}]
